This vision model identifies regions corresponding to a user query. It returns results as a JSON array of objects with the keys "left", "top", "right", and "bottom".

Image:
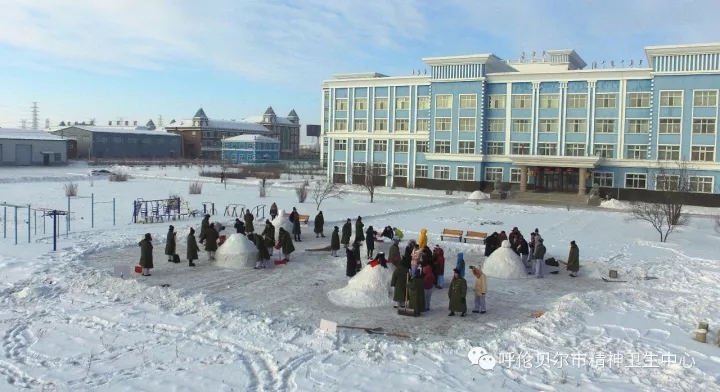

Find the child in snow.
[
  {"left": 269, "top": 202, "right": 278, "bottom": 220},
  {"left": 410, "top": 243, "right": 421, "bottom": 277},
  {"left": 330, "top": 226, "right": 340, "bottom": 257},
  {"left": 455, "top": 252, "right": 466, "bottom": 278},
  {"left": 517, "top": 236, "right": 530, "bottom": 271},
  {"left": 433, "top": 245, "right": 445, "bottom": 289},
  {"left": 370, "top": 252, "right": 388, "bottom": 268},
  {"left": 234, "top": 218, "right": 245, "bottom": 234},
  {"left": 139, "top": 233, "right": 153, "bottom": 277},
  {"left": 187, "top": 228, "right": 199, "bottom": 267},
  {"left": 346, "top": 242, "right": 360, "bottom": 278},
  {"left": 393, "top": 227, "right": 404, "bottom": 240},
  {"left": 165, "top": 225, "right": 177, "bottom": 262},
  {"left": 277, "top": 227, "right": 295, "bottom": 262},
  {"left": 204, "top": 224, "right": 219, "bottom": 260},
  {"left": 533, "top": 238, "right": 546, "bottom": 278},
  {"left": 422, "top": 261, "right": 435, "bottom": 311},
  {"left": 448, "top": 268, "right": 467, "bottom": 317},
  {"left": 252, "top": 233, "right": 270, "bottom": 269},
  {"left": 470, "top": 266, "right": 487, "bottom": 314}
]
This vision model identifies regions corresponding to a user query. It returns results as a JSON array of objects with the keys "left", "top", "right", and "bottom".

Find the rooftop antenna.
[
  {"left": 621, "top": 60, "right": 625, "bottom": 67},
  {"left": 31, "top": 102, "right": 39, "bottom": 130},
  {"left": 610, "top": 61, "right": 615, "bottom": 68},
  {"left": 521, "top": 52, "right": 526, "bottom": 61},
  {"left": 157, "top": 115, "right": 163, "bottom": 127},
  {"left": 89, "top": 117, "right": 96, "bottom": 126},
  {"left": 423, "top": 69, "right": 427, "bottom": 75},
  {"left": 592, "top": 61, "right": 597, "bottom": 69},
  {"left": 20, "top": 119, "right": 27, "bottom": 130},
  {"left": 630, "top": 60, "right": 634, "bottom": 67},
  {"left": 44, "top": 118, "right": 50, "bottom": 129},
  {"left": 532, "top": 51, "right": 537, "bottom": 60},
  {"left": 639, "top": 59, "right": 643, "bottom": 66},
  {"left": 412, "top": 70, "right": 416, "bottom": 75},
  {"left": 601, "top": 60, "right": 606, "bottom": 68}
]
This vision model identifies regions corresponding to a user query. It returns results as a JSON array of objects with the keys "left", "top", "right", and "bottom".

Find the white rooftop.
[
  {"left": 54, "top": 125, "right": 180, "bottom": 137},
  {"left": 223, "top": 134, "right": 279, "bottom": 143},
  {"left": 243, "top": 115, "right": 298, "bottom": 126},
  {"left": 170, "top": 119, "right": 271, "bottom": 133},
  {"left": 0, "top": 128, "right": 68, "bottom": 141}
]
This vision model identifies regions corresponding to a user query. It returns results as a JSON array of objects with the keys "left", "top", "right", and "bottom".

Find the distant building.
[
  {"left": 165, "top": 108, "right": 273, "bottom": 160},
  {"left": 243, "top": 107, "right": 300, "bottom": 160},
  {"left": 221, "top": 134, "right": 280, "bottom": 164},
  {"left": 0, "top": 128, "right": 69, "bottom": 166},
  {"left": 50, "top": 125, "right": 181, "bottom": 159}
]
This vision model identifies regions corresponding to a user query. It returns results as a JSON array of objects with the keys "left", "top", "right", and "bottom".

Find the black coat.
[
  {"left": 234, "top": 221, "right": 245, "bottom": 234},
  {"left": 346, "top": 247, "right": 358, "bottom": 277},
  {"left": 365, "top": 228, "right": 377, "bottom": 250},
  {"left": 518, "top": 240, "right": 529, "bottom": 255},
  {"left": 484, "top": 234, "right": 498, "bottom": 257}
]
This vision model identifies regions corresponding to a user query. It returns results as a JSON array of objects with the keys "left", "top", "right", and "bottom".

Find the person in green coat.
[
  {"left": 567, "top": 241, "right": 580, "bottom": 277},
  {"left": 330, "top": 226, "right": 340, "bottom": 257},
  {"left": 355, "top": 216, "right": 365, "bottom": 243},
  {"left": 391, "top": 266, "right": 409, "bottom": 308},
  {"left": 139, "top": 233, "right": 153, "bottom": 276},
  {"left": 407, "top": 269, "right": 425, "bottom": 314},
  {"left": 204, "top": 225, "right": 219, "bottom": 260},
  {"left": 341, "top": 219, "right": 352, "bottom": 247},
  {"left": 290, "top": 207, "right": 302, "bottom": 242},
  {"left": 244, "top": 210, "right": 255, "bottom": 234},
  {"left": 278, "top": 228, "right": 295, "bottom": 261},
  {"left": 186, "top": 227, "right": 199, "bottom": 267},
  {"left": 314, "top": 211, "right": 325, "bottom": 238},
  {"left": 199, "top": 214, "right": 210, "bottom": 243},
  {"left": 388, "top": 238, "right": 401, "bottom": 267},
  {"left": 165, "top": 225, "right": 177, "bottom": 262},
  {"left": 448, "top": 269, "right": 467, "bottom": 317},
  {"left": 262, "top": 220, "right": 275, "bottom": 248},
  {"left": 252, "top": 233, "right": 270, "bottom": 269}
]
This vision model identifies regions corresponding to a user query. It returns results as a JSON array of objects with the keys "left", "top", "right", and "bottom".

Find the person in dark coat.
[
  {"left": 355, "top": 216, "right": 365, "bottom": 244},
  {"left": 290, "top": 207, "right": 302, "bottom": 242},
  {"left": 139, "top": 233, "right": 153, "bottom": 276},
  {"left": 199, "top": 214, "right": 210, "bottom": 243},
  {"left": 204, "top": 224, "right": 219, "bottom": 260},
  {"left": 484, "top": 232, "right": 499, "bottom": 257},
  {"left": 165, "top": 225, "right": 177, "bottom": 262},
  {"left": 251, "top": 233, "right": 270, "bottom": 269},
  {"left": 433, "top": 245, "right": 446, "bottom": 289},
  {"left": 381, "top": 226, "right": 394, "bottom": 239},
  {"left": 567, "top": 240, "right": 580, "bottom": 277},
  {"left": 391, "top": 265, "right": 409, "bottom": 308},
  {"left": 370, "top": 252, "right": 388, "bottom": 268},
  {"left": 346, "top": 242, "right": 360, "bottom": 278},
  {"left": 234, "top": 218, "right": 245, "bottom": 235},
  {"left": 244, "top": 210, "right": 254, "bottom": 234},
  {"left": 269, "top": 202, "right": 278, "bottom": 220},
  {"left": 330, "top": 226, "right": 340, "bottom": 257},
  {"left": 314, "top": 211, "right": 325, "bottom": 238},
  {"left": 187, "top": 228, "right": 199, "bottom": 267},
  {"left": 261, "top": 220, "right": 275, "bottom": 250},
  {"left": 278, "top": 227, "right": 295, "bottom": 261},
  {"left": 365, "top": 226, "right": 377, "bottom": 258},
  {"left": 448, "top": 269, "right": 467, "bottom": 317},
  {"left": 340, "top": 219, "right": 352, "bottom": 247},
  {"left": 408, "top": 269, "right": 426, "bottom": 314},
  {"left": 388, "top": 238, "right": 401, "bottom": 267},
  {"left": 516, "top": 236, "right": 530, "bottom": 271}
]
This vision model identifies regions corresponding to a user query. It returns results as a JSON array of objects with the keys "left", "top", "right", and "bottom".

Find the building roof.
[
  {"left": 0, "top": 128, "right": 69, "bottom": 141},
  {"left": 54, "top": 125, "right": 180, "bottom": 137},
  {"left": 223, "top": 134, "right": 279, "bottom": 143},
  {"left": 264, "top": 106, "right": 276, "bottom": 116},
  {"left": 243, "top": 115, "right": 297, "bottom": 125},
  {"left": 287, "top": 109, "right": 298, "bottom": 118},
  {"left": 146, "top": 119, "right": 155, "bottom": 127},
  {"left": 168, "top": 119, "right": 271, "bottom": 132},
  {"left": 193, "top": 108, "right": 208, "bottom": 119}
]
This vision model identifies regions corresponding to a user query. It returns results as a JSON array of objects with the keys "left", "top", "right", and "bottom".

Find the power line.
[
  {"left": 31, "top": 102, "right": 39, "bottom": 130},
  {"left": 157, "top": 115, "right": 163, "bottom": 127}
]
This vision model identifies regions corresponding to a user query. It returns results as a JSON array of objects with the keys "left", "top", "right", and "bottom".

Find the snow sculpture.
[
  {"left": 215, "top": 234, "right": 258, "bottom": 268},
  {"left": 482, "top": 240, "right": 527, "bottom": 279},
  {"left": 327, "top": 263, "right": 393, "bottom": 308},
  {"left": 271, "top": 209, "right": 293, "bottom": 243}
]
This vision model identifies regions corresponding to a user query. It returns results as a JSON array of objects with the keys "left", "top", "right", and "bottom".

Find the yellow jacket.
[
  {"left": 474, "top": 273, "right": 487, "bottom": 296},
  {"left": 418, "top": 229, "right": 428, "bottom": 249}
]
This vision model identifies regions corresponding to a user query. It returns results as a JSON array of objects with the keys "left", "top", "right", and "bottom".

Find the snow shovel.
[
  {"left": 337, "top": 325, "right": 384, "bottom": 332},
  {"left": 397, "top": 274, "right": 417, "bottom": 317}
]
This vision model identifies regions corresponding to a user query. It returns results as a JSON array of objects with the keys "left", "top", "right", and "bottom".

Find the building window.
[
  {"left": 512, "top": 95, "right": 532, "bottom": 109},
  {"left": 512, "top": 119, "right": 531, "bottom": 132},
  {"left": 353, "top": 140, "right": 367, "bottom": 151},
  {"left": 594, "top": 172, "right": 614, "bottom": 187},
  {"left": 416, "top": 141, "right": 429, "bottom": 152},
  {"left": 486, "top": 142, "right": 504, "bottom": 155},
  {"left": 459, "top": 118, "right": 476, "bottom": 132},
  {"left": 595, "top": 119, "right": 616, "bottom": 133},
  {"left": 565, "top": 143, "right": 585, "bottom": 157},
  {"left": 434, "top": 141, "right": 450, "bottom": 154},
  {"left": 354, "top": 98, "right": 368, "bottom": 110},
  {"left": 539, "top": 119, "right": 559, "bottom": 133},
  {"left": 627, "top": 92, "right": 650, "bottom": 108},
  {"left": 395, "top": 97, "right": 410, "bottom": 110},
  {"left": 433, "top": 165, "right": 450, "bottom": 179},
  {"left": 393, "top": 164, "right": 408, "bottom": 177},
  {"left": 693, "top": 118, "right": 716, "bottom": 134},
  {"left": 694, "top": 90, "right": 718, "bottom": 107},
  {"left": 352, "top": 162, "right": 366, "bottom": 175},
  {"left": 113, "top": 136, "right": 122, "bottom": 143},
  {"left": 625, "top": 174, "right": 647, "bottom": 189},
  {"left": 626, "top": 145, "right": 647, "bottom": 159},
  {"left": 334, "top": 119, "right": 347, "bottom": 131},
  {"left": 458, "top": 141, "right": 475, "bottom": 154},
  {"left": 373, "top": 140, "right": 387, "bottom": 152},
  {"left": 510, "top": 168, "right": 521, "bottom": 183},
  {"left": 395, "top": 119, "right": 410, "bottom": 132},
  {"left": 374, "top": 97, "right": 389, "bottom": 110},
  {"left": 373, "top": 164, "right": 387, "bottom": 177},
  {"left": 54, "top": 153, "right": 62, "bottom": 161},
  {"left": 374, "top": 119, "right": 388, "bottom": 131},
  {"left": 627, "top": 119, "right": 649, "bottom": 134},
  {"left": 656, "top": 174, "right": 680, "bottom": 191},
  {"left": 658, "top": 118, "right": 681, "bottom": 134},
  {"left": 566, "top": 119, "right": 587, "bottom": 133},
  {"left": 333, "top": 139, "right": 347, "bottom": 151},
  {"left": 435, "top": 118, "right": 451, "bottom": 131},
  {"left": 484, "top": 167, "right": 503, "bottom": 182},
  {"left": 594, "top": 144, "right": 614, "bottom": 158},
  {"left": 488, "top": 119, "right": 505, "bottom": 132},
  {"left": 690, "top": 176, "right": 714, "bottom": 193},
  {"left": 511, "top": 142, "right": 529, "bottom": 155},
  {"left": 691, "top": 145, "right": 715, "bottom": 161},
  {"left": 567, "top": 94, "right": 587, "bottom": 109},
  {"left": 538, "top": 143, "right": 557, "bottom": 156},
  {"left": 353, "top": 119, "right": 367, "bottom": 132},
  {"left": 435, "top": 95, "right": 453, "bottom": 109},
  {"left": 459, "top": 94, "right": 477, "bottom": 109},
  {"left": 457, "top": 167, "right": 475, "bottom": 181},
  {"left": 333, "top": 161, "right": 346, "bottom": 174},
  {"left": 540, "top": 94, "right": 559, "bottom": 109},
  {"left": 596, "top": 93, "right": 617, "bottom": 108},
  {"left": 657, "top": 145, "right": 680, "bottom": 160},
  {"left": 417, "top": 96, "right": 430, "bottom": 110},
  {"left": 416, "top": 119, "right": 430, "bottom": 132},
  {"left": 335, "top": 98, "right": 348, "bottom": 111},
  {"left": 489, "top": 95, "right": 506, "bottom": 109},
  {"left": 394, "top": 140, "right": 409, "bottom": 152},
  {"left": 415, "top": 165, "right": 428, "bottom": 178},
  {"left": 659, "top": 91, "right": 683, "bottom": 107}
]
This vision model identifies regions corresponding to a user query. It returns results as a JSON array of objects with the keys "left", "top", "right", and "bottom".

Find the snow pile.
[
  {"left": 600, "top": 199, "right": 630, "bottom": 210},
  {"left": 109, "top": 165, "right": 133, "bottom": 176},
  {"left": 271, "top": 209, "right": 293, "bottom": 242},
  {"left": 467, "top": 190, "right": 490, "bottom": 201},
  {"left": 482, "top": 240, "right": 527, "bottom": 279},
  {"left": 215, "top": 234, "right": 258, "bottom": 268},
  {"left": 327, "top": 264, "right": 393, "bottom": 308}
]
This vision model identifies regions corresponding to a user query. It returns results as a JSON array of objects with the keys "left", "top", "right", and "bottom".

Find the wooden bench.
[
  {"left": 464, "top": 231, "right": 487, "bottom": 243},
  {"left": 284, "top": 212, "right": 310, "bottom": 224},
  {"left": 440, "top": 229, "right": 463, "bottom": 241}
]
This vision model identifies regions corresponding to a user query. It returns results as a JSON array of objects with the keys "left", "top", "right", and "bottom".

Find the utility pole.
[
  {"left": 31, "top": 102, "right": 39, "bottom": 130},
  {"left": 157, "top": 115, "right": 163, "bottom": 127},
  {"left": 20, "top": 119, "right": 27, "bottom": 130}
]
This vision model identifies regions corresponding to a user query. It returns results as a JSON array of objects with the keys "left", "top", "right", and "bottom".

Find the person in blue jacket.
[{"left": 456, "top": 252, "right": 466, "bottom": 278}]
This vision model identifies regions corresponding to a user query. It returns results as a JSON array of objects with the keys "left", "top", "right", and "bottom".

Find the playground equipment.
[
  {"left": 2, "top": 202, "right": 72, "bottom": 245},
  {"left": 224, "top": 204, "right": 247, "bottom": 217},
  {"left": 250, "top": 205, "right": 266, "bottom": 220},
  {"left": 67, "top": 193, "right": 116, "bottom": 233},
  {"left": 203, "top": 202, "right": 217, "bottom": 215},
  {"left": 132, "top": 197, "right": 182, "bottom": 223},
  {"left": 43, "top": 210, "right": 67, "bottom": 251}
]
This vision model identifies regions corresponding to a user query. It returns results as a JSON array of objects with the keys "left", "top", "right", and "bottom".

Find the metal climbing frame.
[
  {"left": 132, "top": 197, "right": 181, "bottom": 223},
  {"left": 224, "top": 204, "right": 246, "bottom": 217}
]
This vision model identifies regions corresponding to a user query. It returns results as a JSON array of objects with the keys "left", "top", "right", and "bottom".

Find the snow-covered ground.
[{"left": 1, "top": 165, "right": 720, "bottom": 391}]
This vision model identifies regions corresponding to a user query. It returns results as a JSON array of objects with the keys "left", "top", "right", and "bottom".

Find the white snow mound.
[
  {"left": 215, "top": 234, "right": 258, "bottom": 268},
  {"left": 327, "top": 264, "right": 393, "bottom": 308},
  {"left": 467, "top": 190, "right": 490, "bottom": 201},
  {"left": 482, "top": 240, "right": 527, "bottom": 279},
  {"left": 600, "top": 199, "right": 630, "bottom": 210},
  {"left": 271, "top": 209, "right": 293, "bottom": 242}
]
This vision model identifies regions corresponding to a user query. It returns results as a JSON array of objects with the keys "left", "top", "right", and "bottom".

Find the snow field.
[{"left": 327, "top": 263, "right": 393, "bottom": 308}]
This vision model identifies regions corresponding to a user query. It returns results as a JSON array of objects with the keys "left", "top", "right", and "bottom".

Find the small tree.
[
  {"left": 64, "top": 181, "right": 78, "bottom": 197},
  {"left": 295, "top": 181, "right": 309, "bottom": 203},
  {"left": 312, "top": 180, "right": 347, "bottom": 210},
  {"left": 626, "top": 160, "right": 692, "bottom": 242},
  {"left": 355, "top": 163, "right": 380, "bottom": 203},
  {"left": 188, "top": 181, "right": 203, "bottom": 195}
]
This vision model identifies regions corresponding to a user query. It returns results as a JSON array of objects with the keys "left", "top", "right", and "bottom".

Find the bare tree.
[
  {"left": 354, "top": 163, "right": 382, "bottom": 203},
  {"left": 295, "top": 180, "right": 309, "bottom": 203},
  {"left": 312, "top": 180, "right": 347, "bottom": 210},
  {"left": 626, "top": 160, "right": 693, "bottom": 242}
]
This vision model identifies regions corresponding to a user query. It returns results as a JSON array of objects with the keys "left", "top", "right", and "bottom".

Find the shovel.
[
  {"left": 397, "top": 273, "right": 418, "bottom": 317},
  {"left": 338, "top": 325, "right": 383, "bottom": 332}
]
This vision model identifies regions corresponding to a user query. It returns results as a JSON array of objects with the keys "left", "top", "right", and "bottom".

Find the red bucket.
[
  {"left": 369, "top": 261, "right": 380, "bottom": 268},
  {"left": 274, "top": 259, "right": 287, "bottom": 265},
  {"left": 135, "top": 265, "right": 143, "bottom": 274}
]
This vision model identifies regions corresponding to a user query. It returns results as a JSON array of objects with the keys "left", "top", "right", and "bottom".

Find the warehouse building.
[
  {"left": 0, "top": 128, "right": 69, "bottom": 166},
  {"left": 51, "top": 125, "right": 182, "bottom": 159}
]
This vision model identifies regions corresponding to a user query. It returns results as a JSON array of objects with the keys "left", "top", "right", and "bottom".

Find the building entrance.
[{"left": 535, "top": 167, "right": 579, "bottom": 193}]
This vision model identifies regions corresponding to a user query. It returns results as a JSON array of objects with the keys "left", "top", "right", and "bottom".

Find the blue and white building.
[
  {"left": 221, "top": 134, "right": 280, "bottom": 164},
  {"left": 321, "top": 42, "right": 720, "bottom": 195}
]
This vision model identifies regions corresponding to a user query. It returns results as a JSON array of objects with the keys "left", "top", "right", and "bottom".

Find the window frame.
[
  {"left": 416, "top": 140, "right": 429, "bottom": 153},
  {"left": 434, "top": 117, "right": 452, "bottom": 132},
  {"left": 566, "top": 119, "right": 587, "bottom": 133},
  {"left": 538, "top": 119, "right": 559, "bottom": 133},
  {"left": 689, "top": 176, "right": 714, "bottom": 193},
  {"left": 537, "top": 143, "right": 557, "bottom": 156},
  {"left": 417, "top": 96, "right": 430, "bottom": 110},
  {"left": 625, "top": 173, "right": 648, "bottom": 189},
  {"left": 691, "top": 145, "right": 715, "bottom": 162},
  {"left": 595, "top": 93, "right": 617, "bottom": 109},
  {"left": 456, "top": 166, "right": 475, "bottom": 181},
  {"left": 484, "top": 167, "right": 503, "bottom": 182},
  {"left": 374, "top": 97, "right": 389, "bottom": 110},
  {"left": 333, "top": 139, "right": 347, "bottom": 151},
  {"left": 512, "top": 94, "right": 532, "bottom": 109},
  {"left": 627, "top": 119, "right": 649, "bottom": 134},
  {"left": 488, "top": 119, "right": 506, "bottom": 132},
  {"left": 334, "top": 98, "right": 348, "bottom": 111},
  {"left": 393, "top": 140, "right": 409, "bottom": 153},
  {"left": 626, "top": 144, "right": 648, "bottom": 160},
  {"left": 567, "top": 94, "right": 587, "bottom": 109},
  {"left": 393, "top": 163, "right": 408, "bottom": 177},
  {"left": 458, "top": 141, "right": 475, "bottom": 154},
  {"left": 512, "top": 119, "right": 531, "bottom": 132},
  {"left": 435, "top": 94, "right": 453, "bottom": 109},
  {"left": 394, "top": 119, "right": 410, "bottom": 132},
  {"left": 593, "top": 172, "right": 614, "bottom": 187},
  {"left": 595, "top": 119, "right": 616, "bottom": 133},
  {"left": 433, "top": 165, "right": 450, "bottom": 180},
  {"left": 459, "top": 94, "right": 477, "bottom": 109},
  {"left": 354, "top": 98, "right": 368, "bottom": 110},
  {"left": 334, "top": 119, "right": 347, "bottom": 131},
  {"left": 539, "top": 94, "right": 560, "bottom": 109},
  {"left": 395, "top": 96, "right": 410, "bottom": 110},
  {"left": 373, "top": 119, "right": 388, "bottom": 132},
  {"left": 416, "top": 119, "right": 430, "bottom": 132},
  {"left": 565, "top": 143, "right": 586, "bottom": 157},
  {"left": 593, "top": 143, "right": 614, "bottom": 158},
  {"left": 353, "top": 119, "right": 367, "bottom": 132},
  {"left": 627, "top": 92, "right": 650, "bottom": 108},
  {"left": 488, "top": 95, "right": 506, "bottom": 109},
  {"left": 657, "top": 145, "right": 680, "bottom": 161},
  {"left": 658, "top": 118, "right": 681, "bottom": 134},
  {"left": 486, "top": 141, "right": 504, "bottom": 155},
  {"left": 373, "top": 140, "right": 387, "bottom": 152},
  {"left": 353, "top": 139, "right": 367, "bottom": 151},
  {"left": 433, "top": 140, "right": 451, "bottom": 154},
  {"left": 415, "top": 164, "right": 428, "bottom": 178},
  {"left": 659, "top": 90, "right": 683, "bottom": 107},
  {"left": 511, "top": 142, "right": 530, "bottom": 155},
  {"left": 692, "top": 118, "right": 716, "bottom": 134},
  {"left": 458, "top": 117, "right": 476, "bottom": 132}
]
